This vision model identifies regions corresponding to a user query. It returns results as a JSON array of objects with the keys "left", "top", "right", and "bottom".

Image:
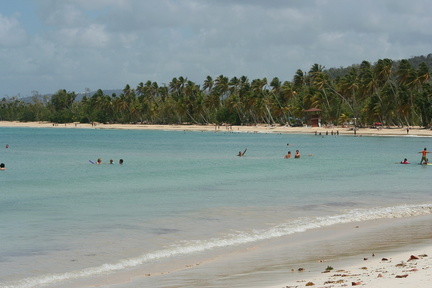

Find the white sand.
[
  {"left": 269, "top": 246, "right": 431, "bottom": 288},
  {"left": 0, "top": 121, "right": 431, "bottom": 137}
]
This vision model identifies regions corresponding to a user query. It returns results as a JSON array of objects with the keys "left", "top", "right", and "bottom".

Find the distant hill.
[
  {"left": 74, "top": 89, "right": 124, "bottom": 102},
  {"left": 325, "top": 54, "right": 432, "bottom": 79},
  {"left": 16, "top": 89, "right": 123, "bottom": 104}
]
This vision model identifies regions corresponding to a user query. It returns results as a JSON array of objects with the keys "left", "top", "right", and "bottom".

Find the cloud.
[
  {"left": 1, "top": 0, "right": 432, "bottom": 97},
  {"left": 0, "top": 13, "right": 28, "bottom": 47},
  {"left": 54, "top": 24, "right": 110, "bottom": 48}
]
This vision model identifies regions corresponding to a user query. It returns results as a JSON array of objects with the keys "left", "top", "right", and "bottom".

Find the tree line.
[{"left": 1, "top": 55, "right": 432, "bottom": 127}]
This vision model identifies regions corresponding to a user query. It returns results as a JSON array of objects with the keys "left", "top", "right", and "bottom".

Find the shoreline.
[{"left": 0, "top": 121, "right": 431, "bottom": 137}]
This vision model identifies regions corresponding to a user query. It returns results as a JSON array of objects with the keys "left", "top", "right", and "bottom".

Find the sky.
[{"left": 1, "top": 0, "right": 431, "bottom": 97}]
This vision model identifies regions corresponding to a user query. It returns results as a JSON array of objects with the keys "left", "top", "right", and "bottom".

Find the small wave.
[{"left": 6, "top": 203, "right": 432, "bottom": 288}]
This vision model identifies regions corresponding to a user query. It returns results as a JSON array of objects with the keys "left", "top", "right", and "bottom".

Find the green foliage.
[
  {"left": 325, "top": 266, "right": 334, "bottom": 271},
  {"left": 50, "top": 89, "right": 76, "bottom": 111},
  {"left": 50, "top": 109, "right": 73, "bottom": 123},
  {"left": 216, "top": 106, "right": 239, "bottom": 125},
  {"left": 20, "top": 110, "right": 37, "bottom": 122}
]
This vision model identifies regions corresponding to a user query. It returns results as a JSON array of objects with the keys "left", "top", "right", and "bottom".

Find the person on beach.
[
  {"left": 401, "top": 158, "right": 410, "bottom": 164},
  {"left": 0, "top": 163, "right": 5, "bottom": 170},
  {"left": 418, "top": 148, "right": 430, "bottom": 164},
  {"left": 295, "top": 150, "right": 301, "bottom": 158},
  {"left": 285, "top": 151, "right": 292, "bottom": 159},
  {"left": 237, "top": 148, "right": 247, "bottom": 157}
]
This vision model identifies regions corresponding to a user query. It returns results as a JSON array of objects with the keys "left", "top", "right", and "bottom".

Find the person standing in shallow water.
[
  {"left": 284, "top": 151, "right": 292, "bottom": 159},
  {"left": 419, "top": 148, "right": 430, "bottom": 164},
  {"left": 294, "top": 150, "right": 301, "bottom": 158}
]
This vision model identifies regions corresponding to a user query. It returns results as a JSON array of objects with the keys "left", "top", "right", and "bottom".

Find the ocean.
[{"left": 1, "top": 127, "right": 431, "bottom": 288}]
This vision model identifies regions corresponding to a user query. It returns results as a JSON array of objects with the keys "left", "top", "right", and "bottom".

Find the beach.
[
  {"left": 0, "top": 121, "right": 430, "bottom": 137},
  {"left": 0, "top": 121, "right": 432, "bottom": 288}
]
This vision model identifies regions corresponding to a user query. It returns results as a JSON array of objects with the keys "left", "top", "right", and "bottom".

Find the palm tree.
[
  {"left": 336, "top": 68, "right": 361, "bottom": 130},
  {"left": 203, "top": 76, "right": 214, "bottom": 92},
  {"left": 293, "top": 69, "right": 306, "bottom": 90},
  {"left": 214, "top": 75, "right": 229, "bottom": 104},
  {"left": 308, "top": 64, "right": 337, "bottom": 123},
  {"left": 250, "top": 77, "right": 276, "bottom": 124}
]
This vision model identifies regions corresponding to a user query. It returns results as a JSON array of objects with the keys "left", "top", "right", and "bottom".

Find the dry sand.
[
  {"left": 1, "top": 121, "right": 431, "bottom": 137},
  {"left": 270, "top": 246, "right": 432, "bottom": 288}
]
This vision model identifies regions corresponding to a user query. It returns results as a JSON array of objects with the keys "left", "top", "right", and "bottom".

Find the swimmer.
[
  {"left": 294, "top": 150, "right": 301, "bottom": 158},
  {"left": 284, "top": 151, "right": 292, "bottom": 159},
  {"left": 0, "top": 163, "right": 5, "bottom": 170},
  {"left": 96, "top": 158, "right": 102, "bottom": 164},
  {"left": 237, "top": 148, "right": 247, "bottom": 157}
]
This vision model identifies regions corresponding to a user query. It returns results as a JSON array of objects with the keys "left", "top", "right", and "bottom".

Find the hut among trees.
[{"left": 304, "top": 108, "right": 322, "bottom": 127}]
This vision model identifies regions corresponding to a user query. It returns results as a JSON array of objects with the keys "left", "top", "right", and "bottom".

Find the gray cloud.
[
  {"left": 0, "top": 14, "right": 28, "bottom": 47},
  {"left": 1, "top": 0, "right": 431, "bottom": 97}
]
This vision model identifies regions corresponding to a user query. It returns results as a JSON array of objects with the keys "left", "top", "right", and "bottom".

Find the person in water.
[
  {"left": 0, "top": 163, "right": 5, "bottom": 170},
  {"left": 294, "top": 150, "right": 301, "bottom": 158},
  {"left": 96, "top": 158, "right": 102, "bottom": 164},
  {"left": 284, "top": 151, "right": 292, "bottom": 159},
  {"left": 401, "top": 158, "right": 410, "bottom": 164},
  {"left": 418, "top": 148, "right": 430, "bottom": 164},
  {"left": 237, "top": 148, "right": 247, "bottom": 157},
  {"left": 119, "top": 159, "right": 123, "bottom": 165}
]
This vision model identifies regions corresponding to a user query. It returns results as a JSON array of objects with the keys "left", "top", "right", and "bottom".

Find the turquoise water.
[{"left": 1, "top": 127, "right": 432, "bottom": 288}]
